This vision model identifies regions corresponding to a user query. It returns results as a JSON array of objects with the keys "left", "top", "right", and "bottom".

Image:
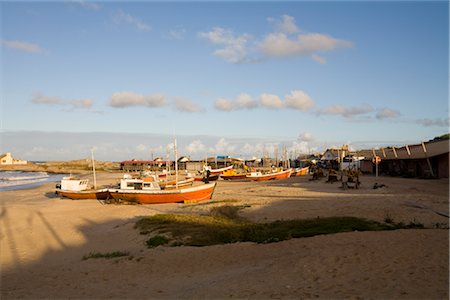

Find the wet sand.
[{"left": 1, "top": 172, "right": 448, "bottom": 299}]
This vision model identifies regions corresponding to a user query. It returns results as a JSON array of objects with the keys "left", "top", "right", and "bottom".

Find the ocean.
[{"left": 0, "top": 171, "right": 64, "bottom": 191}]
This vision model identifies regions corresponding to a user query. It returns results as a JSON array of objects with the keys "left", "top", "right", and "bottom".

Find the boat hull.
[
  {"left": 108, "top": 182, "right": 216, "bottom": 204},
  {"left": 246, "top": 170, "right": 292, "bottom": 181},
  {"left": 221, "top": 174, "right": 248, "bottom": 181},
  {"left": 56, "top": 189, "right": 110, "bottom": 200},
  {"left": 292, "top": 167, "right": 309, "bottom": 177},
  {"left": 209, "top": 165, "right": 233, "bottom": 175}
]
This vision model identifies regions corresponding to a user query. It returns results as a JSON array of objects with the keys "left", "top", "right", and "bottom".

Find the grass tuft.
[
  {"left": 146, "top": 235, "right": 169, "bottom": 248},
  {"left": 82, "top": 251, "right": 130, "bottom": 260}
]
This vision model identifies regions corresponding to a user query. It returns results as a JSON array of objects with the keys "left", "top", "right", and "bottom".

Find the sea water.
[{"left": 0, "top": 171, "right": 64, "bottom": 191}]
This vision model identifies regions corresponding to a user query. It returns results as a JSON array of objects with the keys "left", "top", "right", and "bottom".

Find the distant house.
[
  {"left": 120, "top": 159, "right": 170, "bottom": 173},
  {"left": 355, "top": 139, "right": 449, "bottom": 179},
  {"left": 321, "top": 146, "right": 349, "bottom": 162},
  {"left": 0, "top": 153, "right": 27, "bottom": 165}
]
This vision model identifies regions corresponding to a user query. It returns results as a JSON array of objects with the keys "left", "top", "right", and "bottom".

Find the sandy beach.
[{"left": 1, "top": 172, "right": 448, "bottom": 299}]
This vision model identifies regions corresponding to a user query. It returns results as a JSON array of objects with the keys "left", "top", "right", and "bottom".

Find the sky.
[{"left": 1, "top": 0, "right": 449, "bottom": 161}]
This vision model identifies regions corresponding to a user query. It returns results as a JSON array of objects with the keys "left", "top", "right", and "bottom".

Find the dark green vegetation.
[
  {"left": 430, "top": 133, "right": 449, "bottom": 141},
  {"left": 82, "top": 251, "right": 130, "bottom": 260},
  {"left": 135, "top": 206, "right": 425, "bottom": 248}
]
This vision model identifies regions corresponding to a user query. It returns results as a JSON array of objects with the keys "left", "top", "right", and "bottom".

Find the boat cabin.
[
  {"left": 61, "top": 177, "right": 89, "bottom": 191},
  {"left": 119, "top": 175, "right": 160, "bottom": 190}
]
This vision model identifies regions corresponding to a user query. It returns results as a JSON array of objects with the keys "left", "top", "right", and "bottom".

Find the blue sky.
[{"left": 1, "top": 1, "right": 449, "bottom": 161}]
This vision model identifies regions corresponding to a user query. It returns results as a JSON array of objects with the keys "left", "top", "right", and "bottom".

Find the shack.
[{"left": 356, "top": 139, "right": 449, "bottom": 178}]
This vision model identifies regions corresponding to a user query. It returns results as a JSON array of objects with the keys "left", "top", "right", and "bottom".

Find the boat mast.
[
  {"left": 91, "top": 148, "right": 97, "bottom": 189},
  {"left": 174, "top": 138, "right": 178, "bottom": 189}
]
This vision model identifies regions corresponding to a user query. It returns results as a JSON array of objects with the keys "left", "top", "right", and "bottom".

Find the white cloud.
[
  {"left": 289, "top": 141, "right": 310, "bottom": 155},
  {"left": 32, "top": 93, "right": 63, "bottom": 104},
  {"left": 166, "top": 28, "right": 186, "bottom": 40},
  {"left": 71, "top": 98, "right": 93, "bottom": 109},
  {"left": 317, "top": 104, "right": 374, "bottom": 118},
  {"left": 215, "top": 90, "right": 315, "bottom": 112},
  {"left": 417, "top": 118, "right": 450, "bottom": 127},
  {"left": 311, "top": 54, "right": 326, "bottom": 65},
  {"left": 199, "top": 15, "right": 351, "bottom": 64},
  {"left": 73, "top": 0, "right": 102, "bottom": 11},
  {"left": 276, "top": 15, "right": 300, "bottom": 34},
  {"left": 214, "top": 98, "right": 235, "bottom": 111},
  {"left": 376, "top": 108, "right": 401, "bottom": 120},
  {"left": 186, "top": 140, "right": 206, "bottom": 154},
  {"left": 259, "top": 15, "right": 352, "bottom": 63},
  {"left": 110, "top": 91, "right": 166, "bottom": 108},
  {"left": 284, "top": 90, "right": 314, "bottom": 111},
  {"left": 260, "top": 93, "right": 283, "bottom": 109},
  {"left": 113, "top": 10, "right": 151, "bottom": 31},
  {"left": 199, "top": 27, "right": 252, "bottom": 63},
  {"left": 299, "top": 132, "right": 313, "bottom": 142},
  {"left": 3, "top": 40, "right": 47, "bottom": 54},
  {"left": 173, "top": 97, "right": 205, "bottom": 113},
  {"left": 214, "top": 94, "right": 258, "bottom": 111},
  {"left": 214, "top": 138, "right": 236, "bottom": 154},
  {"left": 260, "top": 32, "right": 352, "bottom": 57},
  {"left": 32, "top": 93, "right": 94, "bottom": 110}
]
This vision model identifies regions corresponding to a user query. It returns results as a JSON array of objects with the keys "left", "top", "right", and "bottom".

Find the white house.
[{"left": 0, "top": 153, "right": 27, "bottom": 165}]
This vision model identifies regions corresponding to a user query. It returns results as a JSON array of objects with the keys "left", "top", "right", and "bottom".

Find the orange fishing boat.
[
  {"left": 108, "top": 175, "right": 216, "bottom": 204},
  {"left": 56, "top": 177, "right": 109, "bottom": 200},
  {"left": 291, "top": 166, "right": 309, "bottom": 177},
  {"left": 159, "top": 177, "right": 194, "bottom": 190},
  {"left": 220, "top": 169, "right": 249, "bottom": 181},
  {"left": 246, "top": 169, "right": 292, "bottom": 181},
  {"left": 204, "top": 165, "right": 233, "bottom": 175}
]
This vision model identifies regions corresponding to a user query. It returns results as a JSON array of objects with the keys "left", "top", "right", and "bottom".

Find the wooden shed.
[{"left": 355, "top": 139, "right": 449, "bottom": 178}]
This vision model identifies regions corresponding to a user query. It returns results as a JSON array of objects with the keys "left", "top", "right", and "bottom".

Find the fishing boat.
[
  {"left": 159, "top": 177, "right": 194, "bottom": 190},
  {"left": 56, "top": 177, "right": 109, "bottom": 200},
  {"left": 220, "top": 169, "right": 249, "bottom": 181},
  {"left": 246, "top": 169, "right": 292, "bottom": 181},
  {"left": 205, "top": 165, "right": 233, "bottom": 175},
  {"left": 291, "top": 166, "right": 309, "bottom": 177},
  {"left": 56, "top": 149, "right": 109, "bottom": 200},
  {"left": 108, "top": 174, "right": 216, "bottom": 204},
  {"left": 187, "top": 173, "right": 220, "bottom": 182}
]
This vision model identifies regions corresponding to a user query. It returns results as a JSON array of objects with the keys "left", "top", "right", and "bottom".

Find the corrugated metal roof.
[{"left": 354, "top": 139, "right": 449, "bottom": 160}]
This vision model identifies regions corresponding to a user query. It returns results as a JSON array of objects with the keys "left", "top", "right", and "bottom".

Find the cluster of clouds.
[
  {"left": 31, "top": 90, "right": 450, "bottom": 129},
  {"left": 214, "top": 90, "right": 314, "bottom": 112},
  {"left": 316, "top": 104, "right": 401, "bottom": 120},
  {"left": 199, "top": 15, "right": 352, "bottom": 64},
  {"left": 4, "top": 6, "right": 446, "bottom": 129}
]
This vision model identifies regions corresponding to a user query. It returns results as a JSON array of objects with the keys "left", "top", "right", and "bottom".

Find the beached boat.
[
  {"left": 246, "top": 169, "right": 292, "bottom": 181},
  {"left": 220, "top": 169, "right": 249, "bottom": 181},
  {"left": 159, "top": 177, "right": 194, "bottom": 190},
  {"left": 108, "top": 174, "right": 216, "bottom": 204},
  {"left": 56, "top": 177, "right": 109, "bottom": 200},
  {"left": 187, "top": 173, "right": 220, "bottom": 182},
  {"left": 205, "top": 165, "right": 233, "bottom": 175},
  {"left": 291, "top": 166, "right": 309, "bottom": 177}
]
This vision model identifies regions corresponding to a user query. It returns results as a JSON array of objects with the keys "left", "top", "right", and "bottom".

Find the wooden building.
[
  {"left": 120, "top": 159, "right": 170, "bottom": 172},
  {"left": 355, "top": 139, "right": 449, "bottom": 179}
]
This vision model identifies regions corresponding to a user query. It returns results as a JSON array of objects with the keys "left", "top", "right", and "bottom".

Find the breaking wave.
[{"left": 0, "top": 171, "right": 63, "bottom": 191}]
